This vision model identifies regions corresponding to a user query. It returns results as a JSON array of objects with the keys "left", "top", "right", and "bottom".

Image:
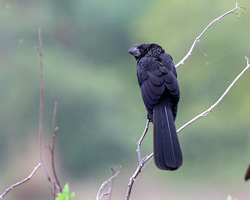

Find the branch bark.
[{"left": 0, "top": 163, "right": 41, "bottom": 199}]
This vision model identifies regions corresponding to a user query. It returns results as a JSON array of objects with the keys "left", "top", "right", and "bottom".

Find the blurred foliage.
[{"left": 0, "top": 0, "right": 250, "bottom": 199}]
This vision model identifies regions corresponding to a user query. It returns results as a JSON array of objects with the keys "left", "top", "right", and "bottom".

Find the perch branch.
[
  {"left": 126, "top": 57, "right": 250, "bottom": 200},
  {"left": 126, "top": 120, "right": 151, "bottom": 200},
  {"left": 0, "top": 163, "right": 41, "bottom": 199},
  {"left": 37, "top": 28, "right": 61, "bottom": 192},
  {"left": 96, "top": 166, "right": 121, "bottom": 200},
  {"left": 175, "top": 1, "right": 246, "bottom": 68},
  {"left": 137, "top": 119, "right": 150, "bottom": 162}
]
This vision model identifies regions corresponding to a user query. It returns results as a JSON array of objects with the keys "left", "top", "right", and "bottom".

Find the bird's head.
[
  {"left": 128, "top": 44, "right": 150, "bottom": 60},
  {"left": 128, "top": 43, "right": 164, "bottom": 60}
]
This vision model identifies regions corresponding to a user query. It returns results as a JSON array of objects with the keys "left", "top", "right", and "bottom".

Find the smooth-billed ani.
[{"left": 128, "top": 43, "right": 183, "bottom": 170}]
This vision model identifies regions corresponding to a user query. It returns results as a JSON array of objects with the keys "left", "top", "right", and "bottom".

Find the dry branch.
[
  {"left": 37, "top": 28, "right": 61, "bottom": 193},
  {"left": 175, "top": 1, "right": 246, "bottom": 68},
  {"left": 96, "top": 166, "right": 121, "bottom": 200},
  {"left": 126, "top": 120, "right": 152, "bottom": 200},
  {"left": 0, "top": 163, "right": 41, "bottom": 199},
  {"left": 49, "top": 101, "right": 62, "bottom": 193},
  {"left": 177, "top": 56, "right": 250, "bottom": 133}
]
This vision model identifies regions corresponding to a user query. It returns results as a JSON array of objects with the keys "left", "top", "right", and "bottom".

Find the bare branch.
[
  {"left": 177, "top": 57, "right": 250, "bottom": 133},
  {"left": 126, "top": 120, "right": 151, "bottom": 200},
  {"left": 0, "top": 163, "right": 41, "bottom": 199},
  {"left": 108, "top": 168, "right": 115, "bottom": 200},
  {"left": 37, "top": 27, "right": 52, "bottom": 184},
  {"left": 38, "top": 27, "right": 45, "bottom": 172},
  {"left": 175, "top": 2, "right": 246, "bottom": 68},
  {"left": 50, "top": 101, "right": 62, "bottom": 193},
  {"left": 96, "top": 166, "right": 121, "bottom": 200},
  {"left": 37, "top": 28, "right": 61, "bottom": 192},
  {"left": 137, "top": 120, "right": 150, "bottom": 162},
  {"left": 126, "top": 154, "right": 153, "bottom": 200}
]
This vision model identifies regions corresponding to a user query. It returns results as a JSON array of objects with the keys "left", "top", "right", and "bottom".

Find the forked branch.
[
  {"left": 96, "top": 166, "right": 121, "bottom": 200},
  {"left": 175, "top": 1, "right": 246, "bottom": 68},
  {"left": 37, "top": 28, "right": 61, "bottom": 193}
]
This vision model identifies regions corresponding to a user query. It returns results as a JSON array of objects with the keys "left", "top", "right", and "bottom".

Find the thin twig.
[
  {"left": 0, "top": 163, "right": 41, "bottom": 199},
  {"left": 175, "top": 2, "right": 246, "bottom": 68},
  {"left": 108, "top": 167, "right": 115, "bottom": 200},
  {"left": 125, "top": 120, "right": 150, "bottom": 200},
  {"left": 137, "top": 120, "right": 150, "bottom": 162},
  {"left": 38, "top": 27, "right": 45, "bottom": 174},
  {"left": 126, "top": 153, "right": 153, "bottom": 200},
  {"left": 37, "top": 27, "right": 51, "bottom": 182},
  {"left": 96, "top": 166, "right": 121, "bottom": 200},
  {"left": 50, "top": 101, "right": 62, "bottom": 193},
  {"left": 126, "top": 57, "right": 250, "bottom": 200},
  {"left": 177, "top": 57, "right": 250, "bottom": 133},
  {"left": 37, "top": 28, "right": 61, "bottom": 192}
]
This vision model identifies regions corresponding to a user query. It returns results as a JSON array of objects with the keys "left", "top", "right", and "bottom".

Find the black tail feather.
[{"left": 153, "top": 98, "right": 182, "bottom": 170}]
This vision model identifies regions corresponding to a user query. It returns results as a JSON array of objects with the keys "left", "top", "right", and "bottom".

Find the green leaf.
[
  {"left": 56, "top": 183, "right": 75, "bottom": 200},
  {"left": 63, "top": 184, "right": 69, "bottom": 196},
  {"left": 69, "top": 192, "right": 75, "bottom": 200}
]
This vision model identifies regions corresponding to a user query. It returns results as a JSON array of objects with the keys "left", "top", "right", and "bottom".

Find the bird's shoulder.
[{"left": 137, "top": 52, "right": 175, "bottom": 83}]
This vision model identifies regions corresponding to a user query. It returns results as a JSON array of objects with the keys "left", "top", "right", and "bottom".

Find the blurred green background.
[{"left": 0, "top": 0, "right": 250, "bottom": 199}]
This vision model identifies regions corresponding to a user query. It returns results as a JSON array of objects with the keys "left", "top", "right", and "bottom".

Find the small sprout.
[{"left": 56, "top": 184, "right": 75, "bottom": 200}]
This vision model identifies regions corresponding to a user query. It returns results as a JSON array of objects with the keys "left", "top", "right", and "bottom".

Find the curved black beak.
[{"left": 128, "top": 44, "right": 140, "bottom": 57}]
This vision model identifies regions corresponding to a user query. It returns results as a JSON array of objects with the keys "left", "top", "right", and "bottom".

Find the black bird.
[{"left": 128, "top": 43, "right": 183, "bottom": 170}]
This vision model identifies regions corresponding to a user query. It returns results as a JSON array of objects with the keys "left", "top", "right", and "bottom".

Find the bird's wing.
[
  {"left": 160, "top": 53, "right": 180, "bottom": 119},
  {"left": 137, "top": 57, "right": 165, "bottom": 112},
  {"left": 137, "top": 55, "right": 180, "bottom": 119}
]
